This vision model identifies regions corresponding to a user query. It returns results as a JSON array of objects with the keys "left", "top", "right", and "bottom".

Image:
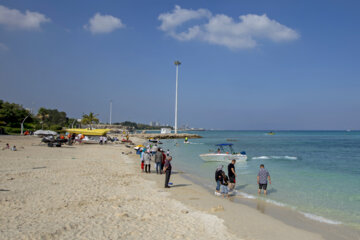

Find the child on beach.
[
  {"left": 215, "top": 165, "right": 224, "bottom": 193},
  {"left": 2, "top": 143, "right": 10, "bottom": 150},
  {"left": 140, "top": 148, "right": 145, "bottom": 172},
  {"left": 220, "top": 172, "right": 229, "bottom": 198}
]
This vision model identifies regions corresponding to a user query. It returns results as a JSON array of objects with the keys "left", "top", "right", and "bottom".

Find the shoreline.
[
  {"left": 1, "top": 135, "right": 359, "bottom": 239},
  {"left": 134, "top": 137, "right": 360, "bottom": 240},
  {"left": 141, "top": 164, "right": 360, "bottom": 240}
]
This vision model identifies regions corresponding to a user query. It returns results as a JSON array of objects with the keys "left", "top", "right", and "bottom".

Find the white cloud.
[
  {"left": 158, "top": 6, "right": 299, "bottom": 49},
  {"left": 0, "top": 42, "right": 9, "bottom": 51},
  {"left": 84, "top": 13, "right": 125, "bottom": 34},
  {"left": 158, "top": 5, "right": 211, "bottom": 32},
  {"left": 0, "top": 5, "right": 50, "bottom": 30}
]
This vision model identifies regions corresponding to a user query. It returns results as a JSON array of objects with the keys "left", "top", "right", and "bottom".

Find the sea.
[{"left": 158, "top": 131, "right": 360, "bottom": 229}]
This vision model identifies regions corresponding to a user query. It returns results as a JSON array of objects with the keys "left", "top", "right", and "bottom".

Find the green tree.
[
  {"left": 81, "top": 112, "right": 99, "bottom": 129},
  {"left": 0, "top": 100, "right": 33, "bottom": 128},
  {"left": 37, "top": 108, "right": 67, "bottom": 129}
]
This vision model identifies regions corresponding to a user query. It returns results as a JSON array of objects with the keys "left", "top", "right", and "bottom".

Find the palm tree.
[
  {"left": 81, "top": 112, "right": 99, "bottom": 129},
  {"left": 37, "top": 112, "right": 49, "bottom": 129}
]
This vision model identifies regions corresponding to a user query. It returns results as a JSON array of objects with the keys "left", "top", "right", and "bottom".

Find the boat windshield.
[{"left": 216, "top": 144, "right": 235, "bottom": 154}]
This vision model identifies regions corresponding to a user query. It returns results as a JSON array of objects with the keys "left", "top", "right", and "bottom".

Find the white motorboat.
[{"left": 200, "top": 143, "right": 247, "bottom": 162}]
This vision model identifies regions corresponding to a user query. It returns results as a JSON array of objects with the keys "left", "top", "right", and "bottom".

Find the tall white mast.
[
  {"left": 109, "top": 100, "right": 112, "bottom": 125},
  {"left": 174, "top": 60, "right": 181, "bottom": 134}
]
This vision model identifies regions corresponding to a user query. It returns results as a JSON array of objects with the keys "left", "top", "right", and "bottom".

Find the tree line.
[
  {"left": 0, "top": 99, "right": 76, "bottom": 134},
  {"left": 0, "top": 99, "right": 170, "bottom": 134}
]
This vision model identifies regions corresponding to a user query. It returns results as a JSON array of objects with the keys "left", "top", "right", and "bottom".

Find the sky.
[{"left": 0, "top": 0, "right": 359, "bottom": 130}]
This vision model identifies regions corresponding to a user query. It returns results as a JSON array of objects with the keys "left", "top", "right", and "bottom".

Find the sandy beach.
[{"left": 0, "top": 135, "right": 359, "bottom": 240}]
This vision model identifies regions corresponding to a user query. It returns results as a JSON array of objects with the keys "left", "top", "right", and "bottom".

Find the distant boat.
[
  {"left": 268, "top": 132, "right": 275, "bottom": 135},
  {"left": 199, "top": 143, "right": 247, "bottom": 162}
]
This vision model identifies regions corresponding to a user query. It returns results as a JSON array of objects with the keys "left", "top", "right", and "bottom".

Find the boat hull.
[{"left": 199, "top": 153, "right": 247, "bottom": 162}]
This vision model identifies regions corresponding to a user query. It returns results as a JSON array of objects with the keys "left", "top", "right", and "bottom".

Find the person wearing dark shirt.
[
  {"left": 227, "top": 159, "right": 237, "bottom": 191},
  {"left": 215, "top": 165, "right": 224, "bottom": 193},
  {"left": 163, "top": 156, "right": 172, "bottom": 188},
  {"left": 154, "top": 148, "right": 163, "bottom": 174}
]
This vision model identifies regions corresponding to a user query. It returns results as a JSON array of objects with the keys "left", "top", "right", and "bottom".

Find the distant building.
[{"left": 161, "top": 128, "right": 172, "bottom": 134}]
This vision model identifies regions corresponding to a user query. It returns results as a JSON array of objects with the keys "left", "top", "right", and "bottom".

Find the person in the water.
[{"left": 257, "top": 164, "right": 271, "bottom": 195}]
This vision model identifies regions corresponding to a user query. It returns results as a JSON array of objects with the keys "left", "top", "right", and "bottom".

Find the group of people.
[
  {"left": 215, "top": 160, "right": 271, "bottom": 198},
  {"left": 2, "top": 143, "right": 16, "bottom": 151},
  {"left": 138, "top": 145, "right": 173, "bottom": 188},
  {"left": 215, "top": 159, "right": 237, "bottom": 197}
]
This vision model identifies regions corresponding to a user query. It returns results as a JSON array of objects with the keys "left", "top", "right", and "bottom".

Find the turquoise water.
[{"left": 160, "top": 131, "right": 360, "bottom": 228}]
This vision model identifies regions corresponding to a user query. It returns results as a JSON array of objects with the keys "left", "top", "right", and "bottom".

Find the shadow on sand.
[{"left": 170, "top": 184, "right": 192, "bottom": 188}]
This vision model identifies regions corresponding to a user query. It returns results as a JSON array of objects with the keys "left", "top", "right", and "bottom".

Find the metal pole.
[
  {"left": 174, "top": 61, "right": 181, "bottom": 134},
  {"left": 21, "top": 113, "right": 31, "bottom": 135},
  {"left": 175, "top": 65, "right": 178, "bottom": 134},
  {"left": 109, "top": 100, "right": 112, "bottom": 125}
]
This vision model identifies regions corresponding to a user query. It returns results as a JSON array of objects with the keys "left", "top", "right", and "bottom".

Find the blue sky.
[{"left": 0, "top": 0, "right": 359, "bottom": 130}]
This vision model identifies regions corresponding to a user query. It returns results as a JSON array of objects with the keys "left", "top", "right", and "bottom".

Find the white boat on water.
[{"left": 200, "top": 143, "right": 247, "bottom": 162}]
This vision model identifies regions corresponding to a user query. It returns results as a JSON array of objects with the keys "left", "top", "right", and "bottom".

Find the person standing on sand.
[
  {"left": 257, "top": 164, "right": 271, "bottom": 196},
  {"left": 154, "top": 148, "right": 163, "bottom": 174},
  {"left": 140, "top": 148, "right": 145, "bottom": 172},
  {"left": 144, "top": 150, "right": 151, "bottom": 173},
  {"left": 227, "top": 159, "right": 236, "bottom": 191},
  {"left": 160, "top": 149, "right": 166, "bottom": 174},
  {"left": 163, "top": 156, "right": 172, "bottom": 188}
]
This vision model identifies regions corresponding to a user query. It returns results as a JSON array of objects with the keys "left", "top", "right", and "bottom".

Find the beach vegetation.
[
  {"left": 37, "top": 108, "right": 67, "bottom": 129},
  {"left": 81, "top": 112, "right": 99, "bottom": 129},
  {"left": 0, "top": 100, "right": 35, "bottom": 134}
]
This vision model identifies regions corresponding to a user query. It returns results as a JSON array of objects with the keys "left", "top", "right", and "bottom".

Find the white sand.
[{"left": 0, "top": 136, "right": 236, "bottom": 239}]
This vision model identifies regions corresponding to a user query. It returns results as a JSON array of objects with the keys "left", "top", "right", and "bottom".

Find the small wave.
[
  {"left": 264, "top": 199, "right": 287, "bottom": 207},
  {"left": 252, "top": 156, "right": 298, "bottom": 160},
  {"left": 300, "top": 212, "right": 342, "bottom": 225},
  {"left": 252, "top": 156, "right": 270, "bottom": 160},
  {"left": 237, "top": 192, "right": 256, "bottom": 199}
]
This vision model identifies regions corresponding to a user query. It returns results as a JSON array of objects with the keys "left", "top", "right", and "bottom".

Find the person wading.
[
  {"left": 257, "top": 164, "right": 271, "bottom": 195},
  {"left": 227, "top": 159, "right": 237, "bottom": 191}
]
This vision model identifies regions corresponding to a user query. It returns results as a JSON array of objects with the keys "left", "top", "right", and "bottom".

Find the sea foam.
[
  {"left": 252, "top": 156, "right": 298, "bottom": 160},
  {"left": 300, "top": 212, "right": 342, "bottom": 225}
]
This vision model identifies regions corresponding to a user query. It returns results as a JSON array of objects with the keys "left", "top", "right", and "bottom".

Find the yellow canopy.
[{"left": 65, "top": 128, "right": 110, "bottom": 136}]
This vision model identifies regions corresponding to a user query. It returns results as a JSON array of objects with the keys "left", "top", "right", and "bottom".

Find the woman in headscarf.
[
  {"left": 144, "top": 150, "right": 152, "bottom": 173},
  {"left": 215, "top": 165, "right": 224, "bottom": 193}
]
